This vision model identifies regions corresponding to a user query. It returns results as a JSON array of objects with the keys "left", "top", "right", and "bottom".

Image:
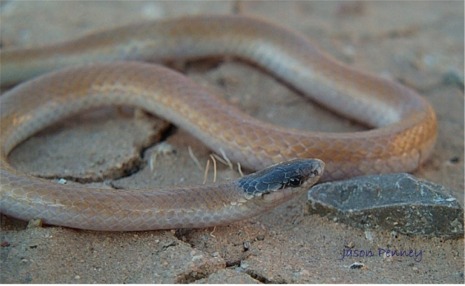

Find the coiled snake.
[{"left": 0, "top": 15, "right": 437, "bottom": 231}]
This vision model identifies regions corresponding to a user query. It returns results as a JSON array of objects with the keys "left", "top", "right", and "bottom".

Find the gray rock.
[{"left": 307, "top": 173, "right": 464, "bottom": 238}]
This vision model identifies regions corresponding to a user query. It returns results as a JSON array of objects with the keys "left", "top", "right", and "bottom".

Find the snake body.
[{"left": 0, "top": 15, "right": 437, "bottom": 231}]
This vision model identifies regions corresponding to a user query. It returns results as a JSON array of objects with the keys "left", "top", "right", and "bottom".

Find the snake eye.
[{"left": 287, "top": 177, "right": 302, "bottom": 187}]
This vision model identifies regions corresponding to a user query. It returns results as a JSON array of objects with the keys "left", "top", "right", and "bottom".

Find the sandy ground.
[{"left": 1, "top": 1, "right": 463, "bottom": 283}]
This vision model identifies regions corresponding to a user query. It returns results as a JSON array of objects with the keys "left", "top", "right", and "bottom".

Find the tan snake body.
[{"left": 0, "top": 15, "right": 437, "bottom": 231}]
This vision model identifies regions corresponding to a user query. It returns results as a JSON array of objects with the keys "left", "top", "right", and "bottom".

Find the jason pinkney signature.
[{"left": 339, "top": 247, "right": 423, "bottom": 262}]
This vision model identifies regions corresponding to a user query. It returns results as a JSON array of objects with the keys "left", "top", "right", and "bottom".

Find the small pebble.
[
  {"left": 191, "top": 252, "right": 204, "bottom": 262},
  {"left": 349, "top": 262, "right": 365, "bottom": 269},
  {"left": 364, "top": 231, "right": 374, "bottom": 241},
  {"left": 243, "top": 241, "right": 251, "bottom": 251},
  {"left": 27, "top": 218, "right": 43, "bottom": 228},
  {"left": 240, "top": 261, "right": 249, "bottom": 269},
  {"left": 344, "top": 241, "right": 355, "bottom": 248}
]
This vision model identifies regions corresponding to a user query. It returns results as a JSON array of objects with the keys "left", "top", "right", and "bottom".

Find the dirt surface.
[{"left": 1, "top": 1, "right": 463, "bottom": 283}]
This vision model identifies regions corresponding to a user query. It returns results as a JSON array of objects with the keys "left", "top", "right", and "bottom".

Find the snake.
[{"left": 0, "top": 15, "right": 437, "bottom": 231}]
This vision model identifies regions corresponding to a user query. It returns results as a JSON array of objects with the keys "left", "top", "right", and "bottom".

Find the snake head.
[{"left": 237, "top": 158, "right": 325, "bottom": 198}]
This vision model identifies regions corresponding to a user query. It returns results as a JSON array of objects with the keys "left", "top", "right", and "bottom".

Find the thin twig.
[
  {"left": 188, "top": 146, "right": 203, "bottom": 171},
  {"left": 237, "top": 162, "right": 244, "bottom": 177},
  {"left": 219, "top": 148, "right": 233, "bottom": 169},
  {"left": 209, "top": 154, "right": 217, "bottom": 183},
  {"left": 209, "top": 226, "right": 217, "bottom": 238},
  {"left": 203, "top": 159, "right": 210, "bottom": 185},
  {"left": 212, "top": 153, "right": 229, "bottom": 167}
]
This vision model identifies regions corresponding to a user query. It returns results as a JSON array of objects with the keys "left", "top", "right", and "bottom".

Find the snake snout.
[
  {"left": 310, "top": 159, "right": 325, "bottom": 178},
  {"left": 294, "top": 158, "right": 325, "bottom": 188}
]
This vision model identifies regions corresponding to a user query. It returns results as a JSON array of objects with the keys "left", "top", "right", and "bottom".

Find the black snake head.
[{"left": 237, "top": 158, "right": 325, "bottom": 198}]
